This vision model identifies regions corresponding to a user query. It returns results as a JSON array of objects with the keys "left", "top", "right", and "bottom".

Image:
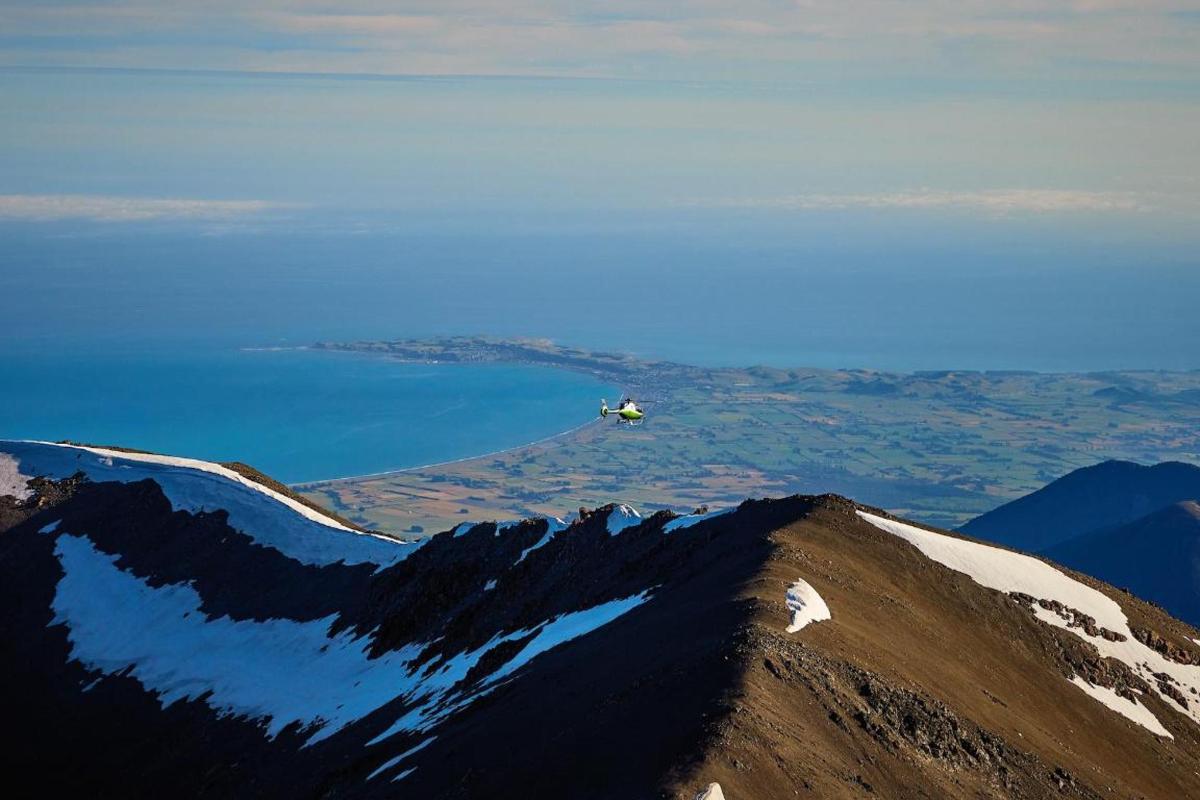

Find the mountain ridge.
[{"left": 3, "top": 442, "right": 1200, "bottom": 798}]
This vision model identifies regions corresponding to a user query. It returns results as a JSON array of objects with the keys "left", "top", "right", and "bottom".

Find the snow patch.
[
  {"left": 785, "top": 579, "right": 831, "bottom": 633},
  {"left": 367, "top": 589, "right": 652, "bottom": 744},
  {"left": 694, "top": 783, "right": 727, "bottom": 800},
  {"left": 51, "top": 530, "right": 651, "bottom": 749},
  {"left": 605, "top": 504, "right": 642, "bottom": 536},
  {"left": 664, "top": 507, "right": 733, "bottom": 534},
  {"left": 39, "top": 520, "right": 61, "bottom": 534},
  {"left": 4, "top": 441, "right": 410, "bottom": 568},
  {"left": 1069, "top": 677, "right": 1173, "bottom": 739},
  {"left": 483, "top": 579, "right": 497, "bottom": 591},
  {"left": 452, "top": 522, "right": 476, "bottom": 538},
  {"left": 393, "top": 767, "right": 416, "bottom": 783},
  {"left": 367, "top": 736, "right": 436, "bottom": 781},
  {"left": 857, "top": 510, "right": 1194, "bottom": 738},
  {"left": 49, "top": 532, "right": 423, "bottom": 744},
  {"left": 0, "top": 452, "right": 32, "bottom": 500},
  {"left": 513, "top": 517, "right": 569, "bottom": 565}
]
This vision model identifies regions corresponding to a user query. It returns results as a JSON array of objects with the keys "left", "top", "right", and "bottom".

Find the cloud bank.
[
  {"left": 0, "top": 195, "right": 291, "bottom": 223},
  {"left": 684, "top": 189, "right": 1154, "bottom": 215},
  {"left": 0, "top": 1, "right": 1197, "bottom": 83}
]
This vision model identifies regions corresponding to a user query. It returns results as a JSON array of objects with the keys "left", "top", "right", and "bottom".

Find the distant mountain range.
[
  {"left": 960, "top": 460, "right": 1200, "bottom": 551},
  {"left": 1043, "top": 501, "right": 1200, "bottom": 627},
  {"left": 3, "top": 441, "right": 1200, "bottom": 799},
  {"left": 962, "top": 460, "right": 1200, "bottom": 627}
]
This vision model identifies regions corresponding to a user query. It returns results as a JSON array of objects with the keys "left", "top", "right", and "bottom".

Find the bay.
[{"left": 0, "top": 348, "right": 616, "bottom": 484}]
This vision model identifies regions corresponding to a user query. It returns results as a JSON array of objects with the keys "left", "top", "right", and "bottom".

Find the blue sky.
[{"left": 0, "top": 1, "right": 1198, "bottom": 230}]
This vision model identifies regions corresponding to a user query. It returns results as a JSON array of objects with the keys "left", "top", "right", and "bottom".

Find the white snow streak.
[
  {"left": 49, "top": 441, "right": 350, "bottom": 529},
  {"left": 496, "top": 520, "right": 522, "bottom": 536},
  {"left": 513, "top": 517, "right": 569, "bottom": 564},
  {"left": 605, "top": 504, "right": 642, "bottom": 536},
  {"left": 50, "top": 531, "right": 651, "bottom": 748},
  {"left": 1069, "top": 677, "right": 1173, "bottom": 739},
  {"left": 664, "top": 507, "right": 733, "bottom": 533},
  {"left": 367, "top": 736, "right": 436, "bottom": 780},
  {"left": 50, "top": 533, "right": 421, "bottom": 744},
  {"left": 785, "top": 579, "right": 831, "bottom": 633},
  {"left": 857, "top": 510, "right": 1197, "bottom": 738},
  {"left": 367, "top": 589, "right": 652, "bottom": 744},
  {"left": 4, "top": 441, "right": 409, "bottom": 568},
  {"left": 0, "top": 453, "right": 32, "bottom": 500},
  {"left": 694, "top": 783, "right": 727, "bottom": 800}
]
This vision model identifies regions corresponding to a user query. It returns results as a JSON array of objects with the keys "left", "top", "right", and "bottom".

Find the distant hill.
[
  {"left": 1043, "top": 501, "right": 1200, "bottom": 627},
  {"left": 959, "top": 460, "right": 1200, "bottom": 551}
]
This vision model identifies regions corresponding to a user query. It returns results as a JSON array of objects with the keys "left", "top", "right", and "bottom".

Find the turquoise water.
[{"left": 0, "top": 348, "right": 615, "bottom": 484}]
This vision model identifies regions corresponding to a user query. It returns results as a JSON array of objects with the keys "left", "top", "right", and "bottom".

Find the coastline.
[
  {"left": 297, "top": 337, "right": 1200, "bottom": 536},
  {"left": 292, "top": 416, "right": 604, "bottom": 487}
]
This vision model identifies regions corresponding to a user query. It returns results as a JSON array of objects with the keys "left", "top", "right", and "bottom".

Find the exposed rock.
[
  {"left": 1134, "top": 627, "right": 1200, "bottom": 665},
  {"left": 4, "top": 443, "right": 1200, "bottom": 800}
]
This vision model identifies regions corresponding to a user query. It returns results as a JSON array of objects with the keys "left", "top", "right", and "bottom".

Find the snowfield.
[
  {"left": 1069, "top": 677, "right": 1173, "bottom": 739},
  {"left": 513, "top": 517, "right": 570, "bottom": 564},
  {"left": 0, "top": 452, "right": 33, "bottom": 500},
  {"left": 365, "top": 588, "right": 652, "bottom": 744},
  {"left": 694, "top": 783, "right": 727, "bottom": 800},
  {"left": 857, "top": 510, "right": 1200, "bottom": 739},
  {"left": 605, "top": 504, "right": 643, "bottom": 535},
  {"left": 664, "top": 507, "right": 733, "bottom": 534},
  {"left": 50, "top": 530, "right": 650, "bottom": 748},
  {"left": 3, "top": 441, "right": 411, "bottom": 568},
  {"left": 785, "top": 579, "right": 831, "bottom": 633},
  {"left": 366, "top": 736, "right": 435, "bottom": 781}
]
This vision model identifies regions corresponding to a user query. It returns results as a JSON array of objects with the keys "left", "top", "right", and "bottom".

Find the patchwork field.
[{"left": 296, "top": 338, "right": 1200, "bottom": 535}]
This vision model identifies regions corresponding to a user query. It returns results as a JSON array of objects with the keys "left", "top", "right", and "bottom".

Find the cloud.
[
  {"left": 0, "top": 194, "right": 294, "bottom": 222},
  {"left": 0, "top": 1, "right": 1197, "bottom": 81},
  {"left": 682, "top": 189, "right": 1154, "bottom": 215}
]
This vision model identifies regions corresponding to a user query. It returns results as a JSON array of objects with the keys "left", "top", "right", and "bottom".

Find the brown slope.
[
  {"left": 661, "top": 496, "right": 1200, "bottom": 800},
  {"left": 7, "top": 459, "right": 1200, "bottom": 799}
]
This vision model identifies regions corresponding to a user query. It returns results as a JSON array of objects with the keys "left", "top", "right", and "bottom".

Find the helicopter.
[{"left": 600, "top": 397, "right": 646, "bottom": 426}]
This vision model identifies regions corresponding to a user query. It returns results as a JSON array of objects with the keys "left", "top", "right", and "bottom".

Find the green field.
[{"left": 296, "top": 338, "right": 1200, "bottom": 535}]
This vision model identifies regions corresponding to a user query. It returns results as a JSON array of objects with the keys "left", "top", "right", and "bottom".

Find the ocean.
[
  {"left": 2, "top": 220, "right": 1197, "bottom": 481},
  {"left": 0, "top": 347, "right": 616, "bottom": 484}
]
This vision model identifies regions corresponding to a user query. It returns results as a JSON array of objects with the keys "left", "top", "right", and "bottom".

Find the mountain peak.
[
  {"left": 4, "top": 442, "right": 1200, "bottom": 798},
  {"left": 960, "top": 458, "right": 1200, "bottom": 551}
]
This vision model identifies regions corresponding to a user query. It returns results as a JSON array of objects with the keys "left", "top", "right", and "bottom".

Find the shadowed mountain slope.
[
  {"left": 1043, "top": 501, "right": 1200, "bottom": 627},
  {"left": 3, "top": 441, "right": 1200, "bottom": 799},
  {"left": 960, "top": 459, "right": 1200, "bottom": 551}
]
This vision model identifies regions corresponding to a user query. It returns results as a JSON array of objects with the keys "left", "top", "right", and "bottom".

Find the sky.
[
  {"left": 1, "top": 2, "right": 1200, "bottom": 373},
  {"left": 0, "top": 1, "right": 1197, "bottom": 229}
]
